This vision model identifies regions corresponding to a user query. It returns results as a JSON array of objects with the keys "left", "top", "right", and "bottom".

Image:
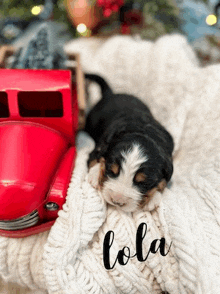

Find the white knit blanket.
[{"left": 0, "top": 34, "right": 220, "bottom": 294}]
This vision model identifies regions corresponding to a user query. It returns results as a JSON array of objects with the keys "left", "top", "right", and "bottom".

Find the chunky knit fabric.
[{"left": 0, "top": 34, "right": 220, "bottom": 294}]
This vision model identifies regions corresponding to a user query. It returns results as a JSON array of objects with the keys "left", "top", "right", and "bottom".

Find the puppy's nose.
[{"left": 110, "top": 194, "right": 127, "bottom": 207}]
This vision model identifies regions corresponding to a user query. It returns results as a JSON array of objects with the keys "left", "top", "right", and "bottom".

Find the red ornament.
[
  {"left": 104, "top": 8, "right": 112, "bottom": 17},
  {"left": 97, "top": 0, "right": 124, "bottom": 17},
  {"left": 123, "top": 9, "right": 143, "bottom": 26},
  {"left": 66, "top": 0, "right": 102, "bottom": 30},
  {"left": 121, "top": 23, "right": 131, "bottom": 35}
]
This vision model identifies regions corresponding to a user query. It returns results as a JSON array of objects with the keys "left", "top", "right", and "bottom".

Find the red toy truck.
[{"left": 0, "top": 69, "right": 78, "bottom": 238}]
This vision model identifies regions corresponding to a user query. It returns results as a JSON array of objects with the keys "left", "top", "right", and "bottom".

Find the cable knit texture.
[{"left": 0, "top": 34, "right": 219, "bottom": 294}]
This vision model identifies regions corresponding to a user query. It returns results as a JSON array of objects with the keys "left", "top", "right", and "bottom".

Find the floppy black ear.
[
  {"left": 95, "top": 121, "right": 127, "bottom": 155},
  {"left": 87, "top": 127, "right": 116, "bottom": 167},
  {"left": 162, "top": 156, "right": 173, "bottom": 182}
]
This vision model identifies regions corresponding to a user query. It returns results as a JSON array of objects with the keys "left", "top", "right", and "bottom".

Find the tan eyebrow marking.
[
  {"left": 110, "top": 163, "right": 120, "bottom": 175},
  {"left": 135, "top": 172, "right": 147, "bottom": 183}
]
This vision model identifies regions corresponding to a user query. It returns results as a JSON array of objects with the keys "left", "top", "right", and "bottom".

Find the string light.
[
  {"left": 77, "top": 23, "right": 87, "bottom": 34},
  {"left": 76, "top": 23, "right": 91, "bottom": 37},
  {"left": 206, "top": 14, "right": 217, "bottom": 26},
  {"left": 31, "top": 5, "right": 44, "bottom": 16}
]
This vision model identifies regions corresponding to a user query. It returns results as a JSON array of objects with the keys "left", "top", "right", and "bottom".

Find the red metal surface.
[
  {"left": 0, "top": 69, "right": 78, "bottom": 237},
  {"left": 0, "top": 122, "right": 68, "bottom": 220},
  {"left": 44, "top": 146, "right": 76, "bottom": 221}
]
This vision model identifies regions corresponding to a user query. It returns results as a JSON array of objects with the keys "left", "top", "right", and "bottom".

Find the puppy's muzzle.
[{"left": 109, "top": 192, "right": 127, "bottom": 207}]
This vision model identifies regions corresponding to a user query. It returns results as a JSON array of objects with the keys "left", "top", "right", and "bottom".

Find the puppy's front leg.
[
  {"left": 88, "top": 162, "right": 101, "bottom": 189},
  {"left": 88, "top": 157, "right": 106, "bottom": 190}
]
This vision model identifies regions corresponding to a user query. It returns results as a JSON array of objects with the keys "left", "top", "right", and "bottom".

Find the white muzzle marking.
[{"left": 102, "top": 144, "right": 148, "bottom": 212}]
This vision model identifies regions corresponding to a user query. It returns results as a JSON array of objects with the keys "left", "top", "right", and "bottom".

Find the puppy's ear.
[
  {"left": 162, "top": 156, "right": 173, "bottom": 183},
  {"left": 98, "top": 157, "right": 107, "bottom": 189}
]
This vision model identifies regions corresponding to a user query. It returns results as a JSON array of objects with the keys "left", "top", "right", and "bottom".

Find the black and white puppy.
[{"left": 85, "top": 74, "right": 174, "bottom": 212}]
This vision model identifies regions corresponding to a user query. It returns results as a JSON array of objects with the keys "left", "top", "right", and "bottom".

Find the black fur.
[{"left": 85, "top": 74, "right": 174, "bottom": 194}]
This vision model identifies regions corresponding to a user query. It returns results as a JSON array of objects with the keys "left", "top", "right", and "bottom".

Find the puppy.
[{"left": 85, "top": 74, "right": 174, "bottom": 212}]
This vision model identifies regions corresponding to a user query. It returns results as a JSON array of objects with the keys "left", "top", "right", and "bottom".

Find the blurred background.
[{"left": 0, "top": 0, "right": 220, "bottom": 65}]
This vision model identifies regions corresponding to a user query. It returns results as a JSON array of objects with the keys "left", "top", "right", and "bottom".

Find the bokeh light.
[
  {"left": 206, "top": 14, "right": 217, "bottom": 26},
  {"left": 76, "top": 23, "right": 87, "bottom": 34},
  {"left": 31, "top": 5, "right": 44, "bottom": 16}
]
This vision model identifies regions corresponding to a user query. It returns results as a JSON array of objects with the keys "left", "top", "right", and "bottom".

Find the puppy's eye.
[
  {"left": 135, "top": 172, "right": 147, "bottom": 183},
  {"left": 110, "top": 163, "right": 120, "bottom": 176}
]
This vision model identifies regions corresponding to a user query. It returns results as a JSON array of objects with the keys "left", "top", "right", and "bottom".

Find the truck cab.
[{"left": 0, "top": 69, "right": 78, "bottom": 237}]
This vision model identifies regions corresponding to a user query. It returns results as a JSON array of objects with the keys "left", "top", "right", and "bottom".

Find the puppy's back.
[
  {"left": 85, "top": 74, "right": 153, "bottom": 139},
  {"left": 84, "top": 74, "right": 173, "bottom": 158}
]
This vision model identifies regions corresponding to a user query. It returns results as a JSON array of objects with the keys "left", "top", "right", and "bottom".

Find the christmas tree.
[
  {"left": 0, "top": 0, "right": 216, "bottom": 41},
  {"left": 0, "top": 0, "right": 66, "bottom": 22}
]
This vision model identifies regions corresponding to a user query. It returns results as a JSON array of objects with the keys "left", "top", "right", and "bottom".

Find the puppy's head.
[{"left": 99, "top": 136, "right": 173, "bottom": 212}]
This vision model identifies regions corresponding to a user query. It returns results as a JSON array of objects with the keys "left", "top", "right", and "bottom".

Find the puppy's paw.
[{"left": 88, "top": 163, "right": 101, "bottom": 189}]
